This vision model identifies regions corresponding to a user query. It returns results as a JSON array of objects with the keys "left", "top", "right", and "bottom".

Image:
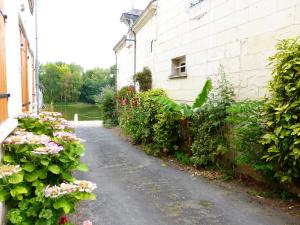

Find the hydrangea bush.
[{"left": 0, "top": 112, "right": 95, "bottom": 225}]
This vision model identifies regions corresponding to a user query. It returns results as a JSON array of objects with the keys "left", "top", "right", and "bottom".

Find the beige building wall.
[
  {"left": 116, "top": 39, "right": 135, "bottom": 90},
  {"left": 116, "top": 0, "right": 300, "bottom": 102}
]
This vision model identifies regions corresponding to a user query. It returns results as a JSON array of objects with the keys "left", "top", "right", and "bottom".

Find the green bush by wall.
[{"left": 261, "top": 38, "right": 300, "bottom": 184}]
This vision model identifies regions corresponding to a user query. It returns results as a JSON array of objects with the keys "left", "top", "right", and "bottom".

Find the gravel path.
[{"left": 71, "top": 123, "right": 298, "bottom": 225}]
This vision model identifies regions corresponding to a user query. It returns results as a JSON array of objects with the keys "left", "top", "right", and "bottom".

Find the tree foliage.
[
  {"left": 39, "top": 63, "right": 83, "bottom": 103},
  {"left": 80, "top": 66, "right": 115, "bottom": 103},
  {"left": 39, "top": 63, "right": 116, "bottom": 104},
  {"left": 97, "top": 87, "right": 118, "bottom": 127},
  {"left": 261, "top": 38, "right": 300, "bottom": 184},
  {"left": 133, "top": 67, "right": 152, "bottom": 92}
]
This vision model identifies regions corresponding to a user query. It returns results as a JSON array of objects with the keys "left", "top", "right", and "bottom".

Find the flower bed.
[{"left": 0, "top": 112, "right": 95, "bottom": 225}]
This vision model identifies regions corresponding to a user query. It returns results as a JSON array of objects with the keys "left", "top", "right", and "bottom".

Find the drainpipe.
[
  {"left": 114, "top": 50, "right": 118, "bottom": 91},
  {"left": 114, "top": 50, "right": 119, "bottom": 115},
  {"left": 132, "top": 29, "right": 137, "bottom": 77},
  {"left": 34, "top": 0, "right": 40, "bottom": 113},
  {"left": 126, "top": 28, "right": 137, "bottom": 88}
]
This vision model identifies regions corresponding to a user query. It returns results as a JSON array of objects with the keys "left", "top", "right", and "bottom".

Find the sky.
[{"left": 38, "top": 0, "right": 150, "bottom": 70}]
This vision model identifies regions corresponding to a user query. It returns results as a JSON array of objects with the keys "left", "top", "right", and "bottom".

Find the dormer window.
[
  {"left": 28, "top": 0, "right": 34, "bottom": 14},
  {"left": 120, "top": 9, "right": 143, "bottom": 28},
  {"left": 189, "top": 0, "right": 205, "bottom": 8}
]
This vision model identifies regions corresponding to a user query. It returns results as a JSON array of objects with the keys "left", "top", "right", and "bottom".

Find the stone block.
[
  {"left": 295, "top": 4, "right": 300, "bottom": 24},
  {"left": 264, "top": 8, "right": 294, "bottom": 33},
  {"left": 225, "top": 41, "right": 241, "bottom": 58},
  {"left": 277, "top": 0, "right": 300, "bottom": 11},
  {"left": 207, "top": 61, "right": 220, "bottom": 75},
  {"left": 221, "top": 57, "right": 241, "bottom": 73},
  {"left": 238, "top": 86, "right": 259, "bottom": 100},
  {"left": 247, "top": 32, "right": 277, "bottom": 54},
  {"left": 241, "top": 53, "right": 269, "bottom": 71},
  {"left": 188, "top": 51, "right": 207, "bottom": 66},
  {"left": 249, "top": 0, "right": 277, "bottom": 21},
  {"left": 207, "top": 46, "right": 225, "bottom": 62},
  {"left": 187, "top": 63, "right": 208, "bottom": 78},
  {"left": 216, "top": 27, "right": 239, "bottom": 46}
]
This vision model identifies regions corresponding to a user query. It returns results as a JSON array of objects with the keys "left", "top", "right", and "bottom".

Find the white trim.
[
  {"left": 132, "top": 1, "right": 157, "bottom": 33},
  {"left": 0, "top": 118, "right": 18, "bottom": 143}
]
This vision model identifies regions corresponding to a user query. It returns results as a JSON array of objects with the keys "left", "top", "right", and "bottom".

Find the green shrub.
[
  {"left": 1, "top": 113, "right": 96, "bottom": 224},
  {"left": 191, "top": 108, "right": 227, "bottom": 167},
  {"left": 119, "top": 89, "right": 167, "bottom": 145},
  {"left": 133, "top": 67, "right": 152, "bottom": 92},
  {"left": 191, "top": 67, "right": 234, "bottom": 167},
  {"left": 150, "top": 80, "right": 212, "bottom": 152},
  {"left": 174, "top": 152, "right": 191, "bottom": 165},
  {"left": 226, "top": 100, "right": 274, "bottom": 177},
  {"left": 153, "top": 111, "right": 181, "bottom": 152},
  {"left": 261, "top": 38, "right": 300, "bottom": 184},
  {"left": 97, "top": 87, "right": 118, "bottom": 127},
  {"left": 227, "top": 100, "right": 265, "bottom": 152},
  {"left": 117, "top": 85, "right": 135, "bottom": 104},
  {"left": 121, "top": 106, "right": 150, "bottom": 144}
]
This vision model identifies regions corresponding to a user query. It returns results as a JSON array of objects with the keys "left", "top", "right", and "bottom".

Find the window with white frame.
[{"left": 170, "top": 56, "right": 187, "bottom": 79}]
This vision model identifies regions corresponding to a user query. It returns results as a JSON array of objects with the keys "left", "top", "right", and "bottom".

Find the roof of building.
[
  {"left": 113, "top": 0, "right": 157, "bottom": 52},
  {"left": 126, "top": 9, "right": 144, "bottom": 16}
]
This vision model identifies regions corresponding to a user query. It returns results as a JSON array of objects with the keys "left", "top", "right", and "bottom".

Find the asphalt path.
[{"left": 71, "top": 123, "right": 298, "bottom": 225}]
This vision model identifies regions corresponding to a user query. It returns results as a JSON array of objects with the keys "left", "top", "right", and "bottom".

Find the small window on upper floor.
[
  {"left": 189, "top": 0, "right": 205, "bottom": 8},
  {"left": 170, "top": 56, "right": 187, "bottom": 79}
]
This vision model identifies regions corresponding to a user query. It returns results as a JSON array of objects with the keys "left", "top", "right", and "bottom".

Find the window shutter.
[{"left": 0, "top": 0, "right": 8, "bottom": 125}]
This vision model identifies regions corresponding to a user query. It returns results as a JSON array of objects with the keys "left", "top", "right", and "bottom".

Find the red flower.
[
  {"left": 59, "top": 216, "right": 69, "bottom": 224},
  {"left": 121, "top": 99, "right": 127, "bottom": 106}
]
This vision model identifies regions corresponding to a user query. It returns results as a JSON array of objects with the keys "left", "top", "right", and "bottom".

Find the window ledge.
[
  {"left": 0, "top": 118, "right": 18, "bottom": 143},
  {"left": 169, "top": 73, "right": 188, "bottom": 79}
]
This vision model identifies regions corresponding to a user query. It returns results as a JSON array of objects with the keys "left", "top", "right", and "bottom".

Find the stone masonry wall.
[{"left": 131, "top": 0, "right": 300, "bottom": 102}]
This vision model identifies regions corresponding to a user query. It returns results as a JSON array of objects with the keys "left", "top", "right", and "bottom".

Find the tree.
[
  {"left": 39, "top": 62, "right": 83, "bottom": 103},
  {"left": 80, "top": 68, "right": 112, "bottom": 103},
  {"left": 40, "top": 63, "right": 116, "bottom": 104}
]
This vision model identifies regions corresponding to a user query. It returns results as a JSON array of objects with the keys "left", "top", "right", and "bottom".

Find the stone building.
[{"left": 114, "top": 0, "right": 300, "bottom": 103}]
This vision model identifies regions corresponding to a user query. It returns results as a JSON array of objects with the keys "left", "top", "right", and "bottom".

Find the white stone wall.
[
  {"left": 5, "top": 0, "right": 36, "bottom": 117},
  {"left": 117, "top": 0, "right": 300, "bottom": 102},
  {"left": 5, "top": 0, "right": 23, "bottom": 117},
  {"left": 116, "top": 40, "right": 135, "bottom": 90},
  {"left": 0, "top": 1, "right": 36, "bottom": 223}
]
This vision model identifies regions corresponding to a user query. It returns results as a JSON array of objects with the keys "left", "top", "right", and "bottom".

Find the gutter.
[
  {"left": 35, "top": 0, "right": 40, "bottom": 112},
  {"left": 113, "top": 35, "right": 126, "bottom": 53}
]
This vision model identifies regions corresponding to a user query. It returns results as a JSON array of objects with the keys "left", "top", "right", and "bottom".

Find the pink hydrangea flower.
[
  {"left": 44, "top": 181, "right": 97, "bottom": 198},
  {"left": 0, "top": 165, "right": 21, "bottom": 178},
  {"left": 4, "top": 131, "right": 51, "bottom": 145},
  {"left": 83, "top": 220, "right": 93, "bottom": 225},
  {"left": 53, "top": 131, "right": 84, "bottom": 142},
  {"left": 74, "top": 180, "right": 97, "bottom": 193},
  {"left": 40, "top": 111, "right": 62, "bottom": 118},
  {"left": 44, "top": 185, "right": 62, "bottom": 198},
  {"left": 16, "top": 113, "right": 39, "bottom": 119},
  {"left": 32, "top": 142, "right": 64, "bottom": 155}
]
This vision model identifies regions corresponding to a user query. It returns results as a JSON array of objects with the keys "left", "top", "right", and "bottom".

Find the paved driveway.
[{"left": 71, "top": 123, "right": 298, "bottom": 225}]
